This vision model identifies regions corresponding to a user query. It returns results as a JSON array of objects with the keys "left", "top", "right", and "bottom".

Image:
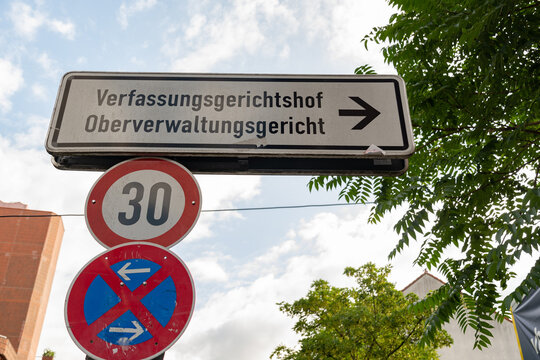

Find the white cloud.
[
  {"left": 279, "top": 45, "right": 290, "bottom": 59},
  {"left": 165, "top": 0, "right": 298, "bottom": 72},
  {"left": 76, "top": 56, "right": 87, "bottom": 65},
  {"left": 0, "top": 58, "right": 24, "bottom": 113},
  {"left": 182, "top": 174, "right": 261, "bottom": 241},
  {"left": 299, "top": 0, "right": 395, "bottom": 72},
  {"left": 130, "top": 56, "right": 146, "bottom": 67},
  {"left": 189, "top": 253, "right": 230, "bottom": 283},
  {"left": 0, "top": 135, "right": 97, "bottom": 213},
  {"left": 238, "top": 237, "right": 298, "bottom": 278},
  {"left": 199, "top": 174, "right": 261, "bottom": 208},
  {"left": 9, "top": 2, "right": 44, "bottom": 39},
  {"left": 12, "top": 115, "right": 49, "bottom": 149},
  {"left": 117, "top": 0, "right": 158, "bottom": 29},
  {"left": 175, "top": 274, "right": 294, "bottom": 360},
  {"left": 184, "top": 14, "right": 207, "bottom": 41},
  {"left": 8, "top": 1, "right": 75, "bottom": 40},
  {"left": 47, "top": 19, "right": 75, "bottom": 40},
  {"left": 161, "top": 0, "right": 395, "bottom": 73},
  {"left": 31, "top": 83, "right": 48, "bottom": 100},
  {"left": 36, "top": 52, "right": 61, "bottom": 78}
]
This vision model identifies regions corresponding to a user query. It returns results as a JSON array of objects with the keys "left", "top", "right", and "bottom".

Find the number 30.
[{"left": 118, "top": 182, "right": 172, "bottom": 226}]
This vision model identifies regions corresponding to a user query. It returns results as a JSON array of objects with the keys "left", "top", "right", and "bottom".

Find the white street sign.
[{"left": 46, "top": 72, "right": 414, "bottom": 162}]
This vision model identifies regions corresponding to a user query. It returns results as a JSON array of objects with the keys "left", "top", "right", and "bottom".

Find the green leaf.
[{"left": 309, "top": 0, "right": 540, "bottom": 349}]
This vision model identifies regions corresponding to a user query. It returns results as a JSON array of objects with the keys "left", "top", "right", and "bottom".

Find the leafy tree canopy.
[
  {"left": 309, "top": 0, "right": 539, "bottom": 349},
  {"left": 271, "top": 263, "right": 452, "bottom": 360}
]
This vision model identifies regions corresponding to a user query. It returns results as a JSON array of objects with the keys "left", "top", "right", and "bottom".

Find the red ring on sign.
[
  {"left": 65, "top": 242, "right": 195, "bottom": 360},
  {"left": 85, "top": 158, "right": 201, "bottom": 248}
]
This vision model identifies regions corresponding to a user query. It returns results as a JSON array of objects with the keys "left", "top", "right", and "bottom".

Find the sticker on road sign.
[
  {"left": 85, "top": 157, "right": 201, "bottom": 248},
  {"left": 65, "top": 243, "right": 195, "bottom": 360}
]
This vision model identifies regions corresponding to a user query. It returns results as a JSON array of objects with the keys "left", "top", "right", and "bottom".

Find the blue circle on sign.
[{"left": 82, "top": 258, "right": 178, "bottom": 346}]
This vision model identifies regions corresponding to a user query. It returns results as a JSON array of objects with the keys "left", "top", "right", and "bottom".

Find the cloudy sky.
[{"left": 2, "top": 1, "right": 530, "bottom": 359}]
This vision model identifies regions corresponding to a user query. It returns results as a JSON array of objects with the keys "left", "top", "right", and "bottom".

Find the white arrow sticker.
[
  {"left": 117, "top": 262, "right": 151, "bottom": 281},
  {"left": 109, "top": 321, "right": 145, "bottom": 341}
]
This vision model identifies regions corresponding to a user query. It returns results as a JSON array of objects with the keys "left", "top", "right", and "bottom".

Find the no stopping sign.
[
  {"left": 65, "top": 243, "right": 195, "bottom": 360},
  {"left": 86, "top": 158, "right": 201, "bottom": 248}
]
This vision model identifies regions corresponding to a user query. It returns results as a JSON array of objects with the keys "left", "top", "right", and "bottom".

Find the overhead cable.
[{"left": 0, "top": 202, "right": 369, "bottom": 218}]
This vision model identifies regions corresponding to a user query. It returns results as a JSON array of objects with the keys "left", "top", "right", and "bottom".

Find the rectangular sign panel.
[{"left": 46, "top": 72, "right": 414, "bottom": 174}]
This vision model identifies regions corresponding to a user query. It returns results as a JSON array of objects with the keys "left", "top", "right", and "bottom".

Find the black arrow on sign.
[{"left": 338, "top": 96, "right": 381, "bottom": 130}]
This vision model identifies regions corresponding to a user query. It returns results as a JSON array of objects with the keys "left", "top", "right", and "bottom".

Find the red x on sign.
[{"left": 65, "top": 243, "right": 195, "bottom": 360}]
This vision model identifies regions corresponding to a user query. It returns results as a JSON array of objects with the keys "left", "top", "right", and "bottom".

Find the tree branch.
[
  {"left": 518, "top": 1, "right": 540, "bottom": 12},
  {"left": 385, "top": 316, "right": 425, "bottom": 359}
]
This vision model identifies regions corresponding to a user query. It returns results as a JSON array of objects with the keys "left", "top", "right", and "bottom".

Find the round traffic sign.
[
  {"left": 65, "top": 243, "right": 195, "bottom": 360},
  {"left": 86, "top": 157, "right": 201, "bottom": 248}
]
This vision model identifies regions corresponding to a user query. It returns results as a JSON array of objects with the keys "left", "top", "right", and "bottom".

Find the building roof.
[
  {"left": 401, "top": 269, "right": 446, "bottom": 293},
  {"left": 0, "top": 201, "right": 27, "bottom": 209},
  {"left": 401, "top": 270, "right": 513, "bottom": 324}
]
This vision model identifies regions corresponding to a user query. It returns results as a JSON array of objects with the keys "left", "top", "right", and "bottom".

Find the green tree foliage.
[
  {"left": 309, "top": 0, "right": 539, "bottom": 349},
  {"left": 42, "top": 348, "right": 55, "bottom": 358},
  {"left": 272, "top": 264, "right": 452, "bottom": 360}
]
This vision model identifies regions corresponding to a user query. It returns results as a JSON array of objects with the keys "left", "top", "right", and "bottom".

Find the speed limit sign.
[{"left": 85, "top": 158, "right": 201, "bottom": 248}]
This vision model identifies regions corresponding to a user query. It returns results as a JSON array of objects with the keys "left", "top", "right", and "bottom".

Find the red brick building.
[{"left": 0, "top": 201, "right": 64, "bottom": 360}]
